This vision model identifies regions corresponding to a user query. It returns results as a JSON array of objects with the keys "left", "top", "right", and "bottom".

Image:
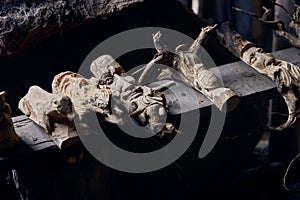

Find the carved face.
[
  {"left": 243, "top": 47, "right": 275, "bottom": 69},
  {"left": 91, "top": 55, "right": 128, "bottom": 85}
]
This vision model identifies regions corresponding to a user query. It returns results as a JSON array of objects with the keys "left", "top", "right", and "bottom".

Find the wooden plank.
[{"left": 12, "top": 115, "right": 56, "bottom": 151}]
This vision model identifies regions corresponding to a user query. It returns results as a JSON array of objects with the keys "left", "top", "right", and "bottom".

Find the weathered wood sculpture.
[
  {"left": 143, "top": 25, "right": 239, "bottom": 112},
  {"left": 0, "top": 91, "right": 20, "bottom": 151},
  {"left": 88, "top": 55, "right": 178, "bottom": 135},
  {"left": 232, "top": 1, "right": 300, "bottom": 49},
  {"left": 18, "top": 55, "right": 179, "bottom": 148},
  {"left": 51, "top": 71, "right": 112, "bottom": 119},
  {"left": 217, "top": 21, "right": 300, "bottom": 131},
  {"left": 18, "top": 86, "right": 78, "bottom": 148}
]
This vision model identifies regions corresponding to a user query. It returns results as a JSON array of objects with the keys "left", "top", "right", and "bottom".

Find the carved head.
[
  {"left": 90, "top": 55, "right": 128, "bottom": 85},
  {"left": 243, "top": 47, "right": 275, "bottom": 69}
]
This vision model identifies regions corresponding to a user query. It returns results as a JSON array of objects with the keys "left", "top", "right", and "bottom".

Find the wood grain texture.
[{"left": 0, "top": 0, "right": 158, "bottom": 56}]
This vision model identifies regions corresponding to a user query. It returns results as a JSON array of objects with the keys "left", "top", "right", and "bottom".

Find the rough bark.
[{"left": 0, "top": 0, "right": 157, "bottom": 56}]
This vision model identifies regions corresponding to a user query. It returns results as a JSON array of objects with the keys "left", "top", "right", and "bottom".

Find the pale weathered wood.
[
  {"left": 218, "top": 21, "right": 300, "bottom": 131},
  {"left": 153, "top": 47, "right": 300, "bottom": 115},
  {"left": 150, "top": 26, "right": 239, "bottom": 112},
  {"left": 18, "top": 85, "right": 79, "bottom": 149},
  {"left": 11, "top": 47, "right": 300, "bottom": 150},
  {"left": 216, "top": 43, "right": 300, "bottom": 95}
]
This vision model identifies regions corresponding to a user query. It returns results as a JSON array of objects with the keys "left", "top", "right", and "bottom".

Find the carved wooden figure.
[
  {"left": 143, "top": 25, "right": 239, "bottom": 112},
  {"left": 0, "top": 91, "right": 20, "bottom": 151},
  {"left": 217, "top": 21, "right": 300, "bottom": 131},
  {"left": 18, "top": 86, "right": 78, "bottom": 148},
  {"left": 50, "top": 55, "right": 178, "bottom": 136},
  {"left": 90, "top": 55, "right": 178, "bottom": 135},
  {"left": 52, "top": 71, "right": 112, "bottom": 119}
]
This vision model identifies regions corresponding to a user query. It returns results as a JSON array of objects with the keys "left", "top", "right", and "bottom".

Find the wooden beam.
[{"left": 12, "top": 115, "right": 56, "bottom": 150}]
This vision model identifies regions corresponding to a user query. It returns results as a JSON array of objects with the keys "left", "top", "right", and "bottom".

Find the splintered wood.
[
  {"left": 217, "top": 21, "right": 300, "bottom": 131},
  {"left": 0, "top": 91, "right": 20, "bottom": 151}
]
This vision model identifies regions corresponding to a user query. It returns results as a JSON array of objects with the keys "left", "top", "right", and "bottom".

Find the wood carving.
[
  {"left": 51, "top": 55, "right": 178, "bottom": 136},
  {"left": 0, "top": 91, "right": 20, "bottom": 151},
  {"left": 52, "top": 71, "right": 112, "bottom": 117},
  {"left": 18, "top": 55, "right": 179, "bottom": 148},
  {"left": 18, "top": 85, "right": 78, "bottom": 148},
  {"left": 89, "top": 55, "right": 178, "bottom": 135},
  {"left": 232, "top": 1, "right": 300, "bottom": 49},
  {"left": 142, "top": 25, "right": 239, "bottom": 112},
  {"left": 217, "top": 21, "right": 300, "bottom": 131}
]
